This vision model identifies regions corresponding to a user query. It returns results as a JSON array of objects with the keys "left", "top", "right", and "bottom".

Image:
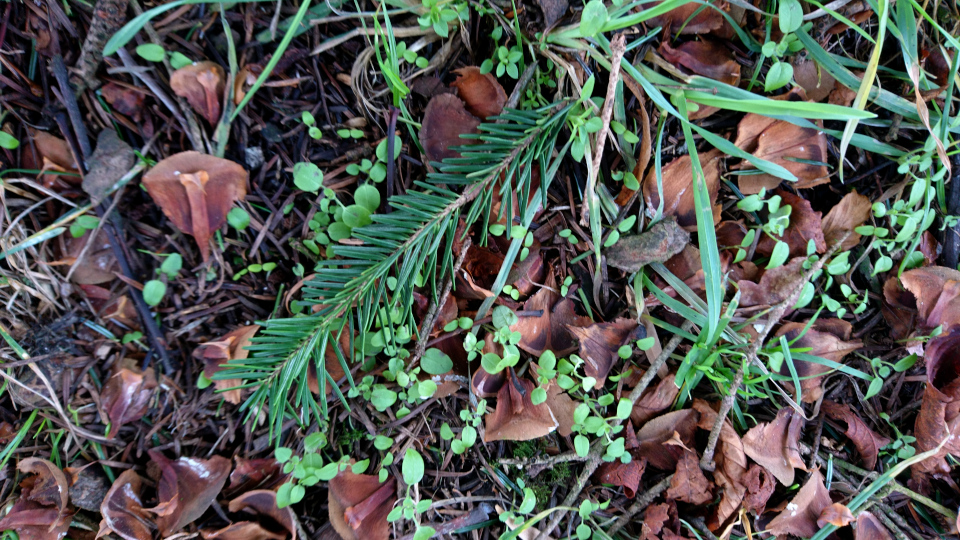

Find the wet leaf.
[
  {"left": 630, "top": 374, "right": 680, "bottom": 427},
  {"left": 856, "top": 511, "right": 894, "bottom": 540},
  {"left": 195, "top": 325, "right": 260, "bottom": 404},
  {"left": 660, "top": 39, "right": 740, "bottom": 85},
  {"left": 98, "top": 469, "right": 153, "bottom": 540},
  {"left": 596, "top": 458, "right": 646, "bottom": 498},
  {"left": 148, "top": 451, "right": 232, "bottom": 536},
  {"left": 734, "top": 115, "right": 830, "bottom": 194},
  {"left": 605, "top": 219, "right": 690, "bottom": 273},
  {"left": 0, "top": 458, "right": 74, "bottom": 540},
  {"left": 742, "top": 407, "right": 806, "bottom": 486},
  {"left": 450, "top": 67, "right": 508, "bottom": 120},
  {"left": 742, "top": 464, "right": 776, "bottom": 514},
  {"left": 100, "top": 82, "right": 145, "bottom": 121},
  {"left": 141, "top": 152, "right": 248, "bottom": 262},
  {"left": 100, "top": 358, "right": 158, "bottom": 438},
  {"left": 170, "top": 61, "right": 226, "bottom": 124},
  {"left": 817, "top": 502, "right": 854, "bottom": 528},
  {"left": 821, "top": 400, "right": 891, "bottom": 470},
  {"left": 419, "top": 93, "right": 481, "bottom": 164},
  {"left": 642, "top": 149, "right": 723, "bottom": 231},
  {"left": 62, "top": 228, "right": 118, "bottom": 285},
  {"left": 899, "top": 266, "right": 960, "bottom": 334},
  {"left": 227, "top": 457, "right": 285, "bottom": 495},
  {"left": 567, "top": 318, "right": 639, "bottom": 388},
  {"left": 510, "top": 270, "right": 591, "bottom": 357},
  {"left": 484, "top": 368, "right": 559, "bottom": 441},
  {"left": 666, "top": 449, "right": 713, "bottom": 504},
  {"left": 766, "top": 469, "right": 832, "bottom": 538},
  {"left": 635, "top": 409, "right": 699, "bottom": 470},
  {"left": 328, "top": 470, "right": 396, "bottom": 540},
  {"left": 912, "top": 329, "right": 960, "bottom": 486}
]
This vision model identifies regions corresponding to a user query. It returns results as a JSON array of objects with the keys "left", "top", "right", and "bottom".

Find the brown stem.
[{"left": 607, "top": 475, "right": 673, "bottom": 536}]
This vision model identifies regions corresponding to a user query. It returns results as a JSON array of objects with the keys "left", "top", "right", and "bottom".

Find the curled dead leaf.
[
  {"left": 635, "top": 409, "right": 699, "bottom": 470},
  {"left": 742, "top": 464, "right": 776, "bottom": 514},
  {"left": 821, "top": 191, "right": 873, "bottom": 250},
  {"left": 912, "top": 329, "right": 960, "bottom": 486},
  {"left": 660, "top": 39, "right": 740, "bottom": 85},
  {"left": 734, "top": 115, "right": 830, "bottom": 194},
  {"left": 630, "top": 374, "right": 680, "bottom": 427},
  {"left": 767, "top": 469, "right": 832, "bottom": 538},
  {"left": 738, "top": 256, "right": 806, "bottom": 308},
  {"left": 666, "top": 449, "right": 713, "bottom": 505},
  {"left": 98, "top": 469, "right": 153, "bottom": 540},
  {"left": 775, "top": 319, "right": 862, "bottom": 403},
  {"left": 741, "top": 407, "right": 806, "bottom": 485},
  {"left": 0, "top": 458, "right": 74, "bottom": 540},
  {"left": 596, "top": 458, "right": 646, "bottom": 498},
  {"left": 567, "top": 318, "right": 639, "bottom": 388},
  {"left": 100, "top": 358, "right": 157, "bottom": 438},
  {"left": 484, "top": 368, "right": 559, "bottom": 442},
  {"left": 202, "top": 490, "right": 296, "bottom": 540},
  {"left": 856, "top": 511, "right": 894, "bottom": 540},
  {"left": 694, "top": 400, "right": 747, "bottom": 530},
  {"left": 227, "top": 457, "right": 285, "bottom": 495},
  {"left": 171, "top": 61, "right": 226, "bottom": 124},
  {"left": 419, "top": 93, "right": 481, "bottom": 164},
  {"left": 817, "top": 502, "right": 854, "bottom": 528},
  {"left": 642, "top": 149, "right": 723, "bottom": 231},
  {"left": 821, "top": 400, "right": 890, "bottom": 470},
  {"left": 142, "top": 151, "right": 248, "bottom": 262},
  {"left": 328, "top": 470, "right": 396, "bottom": 540},
  {"left": 451, "top": 67, "right": 507, "bottom": 120},
  {"left": 510, "top": 270, "right": 591, "bottom": 357},
  {"left": 900, "top": 266, "right": 960, "bottom": 335},
  {"left": 195, "top": 325, "right": 260, "bottom": 404},
  {"left": 148, "top": 451, "right": 232, "bottom": 536}
]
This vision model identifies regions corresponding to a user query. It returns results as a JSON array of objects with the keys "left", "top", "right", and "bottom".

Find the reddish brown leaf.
[
  {"left": 900, "top": 266, "right": 960, "bottom": 334},
  {"left": 201, "top": 490, "right": 296, "bottom": 540},
  {"left": 484, "top": 368, "right": 559, "bottom": 441},
  {"left": 511, "top": 270, "right": 591, "bottom": 357},
  {"left": 596, "top": 458, "right": 646, "bottom": 498},
  {"left": 100, "top": 83, "right": 145, "bottom": 121},
  {"left": 328, "top": 470, "right": 396, "bottom": 540},
  {"left": 419, "top": 93, "right": 481, "bottom": 164},
  {"left": 881, "top": 276, "right": 918, "bottom": 340},
  {"left": 147, "top": 451, "right": 232, "bottom": 536},
  {"left": 227, "top": 457, "right": 284, "bottom": 495},
  {"left": 755, "top": 190, "right": 826, "bottom": 259},
  {"left": 734, "top": 116, "right": 830, "bottom": 194},
  {"left": 567, "top": 319, "right": 639, "bottom": 388},
  {"left": 775, "top": 319, "right": 862, "bottom": 403},
  {"left": 100, "top": 358, "right": 157, "bottom": 438},
  {"left": 660, "top": 39, "right": 740, "bottom": 85},
  {"left": 856, "top": 511, "right": 894, "bottom": 540},
  {"left": 912, "top": 329, "right": 960, "bottom": 486},
  {"left": 640, "top": 503, "right": 673, "bottom": 540},
  {"left": 766, "top": 469, "right": 832, "bottom": 538},
  {"left": 473, "top": 341, "right": 506, "bottom": 398},
  {"left": 667, "top": 450, "right": 713, "bottom": 505},
  {"left": 742, "top": 464, "right": 776, "bottom": 514},
  {"left": 544, "top": 379, "right": 577, "bottom": 437},
  {"left": 741, "top": 407, "right": 806, "bottom": 485},
  {"left": 821, "top": 400, "right": 891, "bottom": 470},
  {"left": 18, "top": 458, "right": 69, "bottom": 511},
  {"left": 818, "top": 502, "right": 854, "bottom": 528},
  {"left": 195, "top": 325, "right": 260, "bottom": 404},
  {"left": 738, "top": 256, "right": 806, "bottom": 308},
  {"left": 170, "top": 62, "right": 225, "bottom": 124},
  {"left": 693, "top": 400, "right": 747, "bottom": 530},
  {"left": 27, "top": 130, "right": 80, "bottom": 190},
  {"left": 642, "top": 149, "right": 723, "bottom": 231},
  {"left": 635, "top": 409, "right": 699, "bottom": 470},
  {"left": 450, "top": 67, "right": 507, "bottom": 120},
  {"left": 97, "top": 469, "right": 153, "bottom": 540},
  {"left": 142, "top": 152, "right": 248, "bottom": 262},
  {"left": 630, "top": 375, "right": 680, "bottom": 427},
  {"left": 62, "top": 228, "right": 119, "bottom": 285},
  {"left": 645, "top": 1, "right": 728, "bottom": 34},
  {"left": 0, "top": 458, "right": 74, "bottom": 540},
  {"left": 792, "top": 58, "right": 837, "bottom": 102},
  {"left": 0, "top": 505, "right": 73, "bottom": 540},
  {"left": 821, "top": 191, "right": 873, "bottom": 250}
]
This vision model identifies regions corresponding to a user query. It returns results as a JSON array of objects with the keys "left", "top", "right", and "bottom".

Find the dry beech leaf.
[
  {"left": 818, "top": 502, "right": 854, "bottom": 528},
  {"left": 202, "top": 490, "right": 296, "bottom": 540},
  {"left": 900, "top": 266, "right": 960, "bottom": 334},
  {"left": 419, "top": 93, "right": 481, "bottom": 164},
  {"left": 755, "top": 190, "right": 826, "bottom": 259},
  {"left": 451, "top": 67, "right": 507, "bottom": 120},
  {"left": 510, "top": 270, "right": 591, "bottom": 357},
  {"left": 328, "top": 470, "right": 396, "bottom": 540},
  {"left": 543, "top": 379, "right": 577, "bottom": 437},
  {"left": 767, "top": 469, "right": 832, "bottom": 538},
  {"left": 171, "top": 61, "right": 226, "bottom": 124},
  {"left": 775, "top": 319, "right": 862, "bottom": 403},
  {"left": 605, "top": 219, "right": 690, "bottom": 273},
  {"left": 101, "top": 82, "right": 145, "bottom": 121},
  {"left": 666, "top": 449, "right": 713, "bottom": 504},
  {"left": 100, "top": 358, "right": 157, "bottom": 438},
  {"left": 635, "top": 409, "right": 699, "bottom": 470},
  {"left": 659, "top": 39, "right": 740, "bottom": 85},
  {"left": 645, "top": 0, "right": 728, "bottom": 34},
  {"left": 742, "top": 464, "right": 776, "bottom": 514},
  {"left": 882, "top": 276, "right": 918, "bottom": 340},
  {"left": 856, "top": 511, "right": 894, "bottom": 540},
  {"left": 62, "top": 228, "right": 118, "bottom": 285},
  {"left": 26, "top": 130, "right": 80, "bottom": 191},
  {"left": 693, "top": 400, "right": 747, "bottom": 530},
  {"left": 738, "top": 256, "right": 806, "bottom": 308},
  {"left": 821, "top": 400, "right": 890, "bottom": 470},
  {"left": 0, "top": 458, "right": 74, "bottom": 540},
  {"left": 195, "top": 325, "right": 260, "bottom": 404},
  {"left": 148, "top": 451, "right": 232, "bottom": 536},
  {"left": 227, "top": 457, "right": 285, "bottom": 495},
  {"left": 567, "top": 318, "right": 639, "bottom": 388},
  {"left": 792, "top": 58, "right": 837, "bottom": 102},
  {"left": 142, "top": 152, "right": 248, "bottom": 262},
  {"left": 97, "top": 469, "right": 153, "bottom": 540},
  {"left": 642, "top": 149, "right": 723, "bottom": 231},
  {"left": 455, "top": 245, "right": 503, "bottom": 300},
  {"left": 484, "top": 368, "right": 559, "bottom": 441},
  {"left": 596, "top": 458, "right": 646, "bottom": 498},
  {"left": 742, "top": 407, "right": 806, "bottom": 486},
  {"left": 912, "top": 329, "right": 960, "bottom": 487},
  {"left": 821, "top": 191, "right": 872, "bottom": 250},
  {"left": 19, "top": 458, "right": 70, "bottom": 510},
  {"left": 630, "top": 374, "right": 680, "bottom": 427},
  {"left": 734, "top": 114, "right": 830, "bottom": 194}
]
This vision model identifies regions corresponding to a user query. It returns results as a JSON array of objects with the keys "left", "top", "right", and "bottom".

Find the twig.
[
  {"left": 411, "top": 238, "right": 472, "bottom": 365},
  {"left": 700, "top": 234, "right": 849, "bottom": 470},
  {"left": 877, "top": 503, "right": 927, "bottom": 540},
  {"left": 607, "top": 475, "right": 673, "bottom": 536}
]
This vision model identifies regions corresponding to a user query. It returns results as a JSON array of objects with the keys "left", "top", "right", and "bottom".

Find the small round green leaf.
[
  {"left": 142, "top": 280, "right": 166, "bottom": 306},
  {"left": 135, "top": 43, "right": 166, "bottom": 62},
  {"left": 355, "top": 184, "right": 381, "bottom": 213}
]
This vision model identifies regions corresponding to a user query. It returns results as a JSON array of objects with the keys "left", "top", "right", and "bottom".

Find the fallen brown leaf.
[
  {"left": 775, "top": 319, "right": 862, "bottom": 403},
  {"left": 510, "top": 270, "right": 591, "bottom": 357},
  {"left": 62, "top": 228, "right": 118, "bottom": 285},
  {"left": 148, "top": 451, "right": 232, "bottom": 536},
  {"left": 818, "top": 502, "right": 854, "bottom": 528},
  {"left": 596, "top": 458, "right": 646, "bottom": 498},
  {"left": 767, "top": 469, "right": 832, "bottom": 537},
  {"left": 142, "top": 151, "right": 248, "bottom": 262},
  {"left": 171, "top": 61, "right": 226, "bottom": 124},
  {"left": 881, "top": 276, "right": 918, "bottom": 340},
  {"left": 856, "top": 511, "right": 894, "bottom": 540},
  {"left": 912, "top": 328, "right": 960, "bottom": 487},
  {"left": 741, "top": 407, "right": 807, "bottom": 485},
  {"left": 642, "top": 149, "right": 723, "bottom": 231},
  {"left": 419, "top": 93, "right": 482, "bottom": 164},
  {"left": 328, "top": 470, "right": 396, "bottom": 540},
  {"left": 900, "top": 266, "right": 960, "bottom": 334},
  {"left": 484, "top": 368, "right": 559, "bottom": 441},
  {"left": 738, "top": 256, "right": 807, "bottom": 308},
  {"left": 195, "top": 325, "right": 260, "bottom": 404},
  {"left": 821, "top": 191, "right": 873, "bottom": 250},
  {"left": 792, "top": 58, "right": 837, "bottom": 102},
  {"left": 227, "top": 457, "right": 285, "bottom": 495},
  {"left": 567, "top": 318, "right": 639, "bottom": 388},
  {"left": 636, "top": 409, "right": 699, "bottom": 470},
  {"left": 100, "top": 358, "right": 157, "bottom": 438},
  {"left": 660, "top": 39, "right": 740, "bottom": 85},
  {"left": 630, "top": 374, "right": 680, "bottom": 427},
  {"left": 645, "top": 0, "right": 728, "bottom": 34},
  {"left": 100, "top": 82, "right": 145, "bottom": 121},
  {"left": 450, "top": 67, "right": 507, "bottom": 120},
  {"left": 734, "top": 115, "right": 830, "bottom": 194},
  {"left": 694, "top": 400, "right": 747, "bottom": 530},
  {"left": 666, "top": 449, "right": 713, "bottom": 505},
  {"left": 821, "top": 400, "right": 890, "bottom": 470},
  {"left": 97, "top": 469, "right": 153, "bottom": 540},
  {"left": 0, "top": 458, "right": 74, "bottom": 540},
  {"left": 203, "top": 490, "right": 296, "bottom": 540},
  {"left": 742, "top": 464, "right": 776, "bottom": 514}
]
